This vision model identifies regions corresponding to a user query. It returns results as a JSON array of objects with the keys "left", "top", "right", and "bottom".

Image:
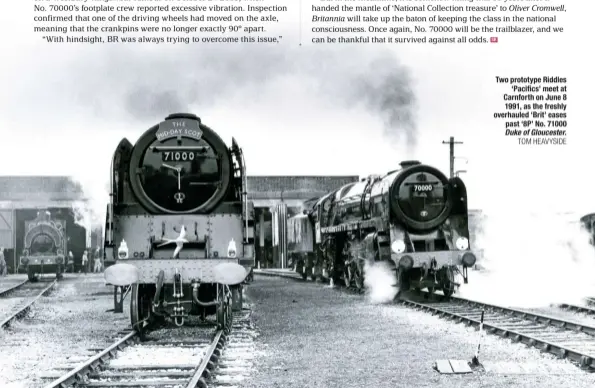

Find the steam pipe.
[{"left": 192, "top": 283, "right": 219, "bottom": 307}]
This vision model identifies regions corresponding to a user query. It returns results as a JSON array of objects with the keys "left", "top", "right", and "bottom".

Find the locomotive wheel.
[
  {"left": 441, "top": 267, "right": 456, "bottom": 297},
  {"left": 131, "top": 284, "right": 152, "bottom": 335}
]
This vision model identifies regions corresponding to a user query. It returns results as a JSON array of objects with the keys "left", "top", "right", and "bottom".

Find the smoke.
[
  {"left": 55, "top": 44, "right": 418, "bottom": 148},
  {"left": 459, "top": 212, "right": 595, "bottom": 308},
  {"left": 363, "top": 260, "right": 398, "bottom": 304}
]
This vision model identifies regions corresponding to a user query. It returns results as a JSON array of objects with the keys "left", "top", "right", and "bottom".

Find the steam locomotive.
[
  {"left": 103, "top": 113, "right": 255, "bottom": 333},
  {"left": 287, "top": 160, "right": 478, "bottom": 296},
  {"left": 19, "top": 209, "right": 86, "bottom": 281}
]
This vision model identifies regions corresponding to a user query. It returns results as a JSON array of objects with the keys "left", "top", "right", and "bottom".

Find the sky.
[{"left": 0, "top": 1, "right": 593, "bottom": 218}]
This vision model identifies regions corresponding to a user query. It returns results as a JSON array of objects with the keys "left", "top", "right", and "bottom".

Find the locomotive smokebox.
[{"left": 390, "top": 163, "right": 452, "bottom": 232}]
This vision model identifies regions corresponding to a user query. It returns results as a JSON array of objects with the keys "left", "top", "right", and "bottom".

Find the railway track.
[
  {"left": 254, "top": 269, "right": 595, "bottom": 371},
  {"left": 557, "top": 302, "right": 595, "bottom": 317},
  {"left": 401, "top": 293, "right": 595, "bottom": 371},
  {"left": 0, "top": 279, "right": 57, "bottom": 329},
  {"left": 0, "top": 278, "right": 29, "bottom": 297},
  {"left": 42, "top": 308, "right": 256, "bottom": 388}
]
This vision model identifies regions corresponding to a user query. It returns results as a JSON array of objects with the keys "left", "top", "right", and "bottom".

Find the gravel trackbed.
[
  {"left": 0, "top": 274, "right": 130, "bottom": 388},
  {"left": 240, "top": 275, "right": 595, "bottom": 388}
]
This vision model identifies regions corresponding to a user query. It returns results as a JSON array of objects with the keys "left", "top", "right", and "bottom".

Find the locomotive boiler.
[
  {"left": 19, "top": 209, "right": 83, "bottom": 281},
  {"left": 289, "top": 160, "right": 477, "bottom": 297},
  {"left": 104, "top": 113, "right": 255, "bottom": 333}
]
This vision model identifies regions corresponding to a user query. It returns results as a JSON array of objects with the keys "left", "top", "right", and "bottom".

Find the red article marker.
[{"left": 490, "top": 37, "right": 498, "bottom": 43}]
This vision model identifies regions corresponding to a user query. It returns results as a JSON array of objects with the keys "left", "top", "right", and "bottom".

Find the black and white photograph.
[{"left": 1, "top": 1, "right": 594, "bottom": 387}]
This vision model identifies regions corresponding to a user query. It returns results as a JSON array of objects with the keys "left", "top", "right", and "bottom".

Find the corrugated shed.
[
  {"left": 247, "top": 176, "right": 359, "bottom": 200},
  {"left": 0, "top": 176, "right": 85, "bottom": 201}
]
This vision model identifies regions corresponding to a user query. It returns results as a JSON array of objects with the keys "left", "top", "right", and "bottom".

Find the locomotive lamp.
[
  {"left": 118, "top": 240, "right": 129, "bottom": 259},
  {"left": 227, "top": 239, "right": 237, "bottom": 258},
  {"left": 461, "top": 252, "right": 477, "bottom": 267},
  {"left": 455, "top": 237, "right": 469, "bottom": 250},
  {"left": 391, "top": 240, "right": 406, "bottom": 254},
  {"left": 399, "top": 255, "right": 414, "bottom": 269}
]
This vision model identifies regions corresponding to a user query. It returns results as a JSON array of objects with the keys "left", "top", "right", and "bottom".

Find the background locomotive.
[
  {"left": 19, "top": 208, "right": 86, "bottom": 281},
  {"left": 104, "top": 113, "right": 255, "bottom": 332},
  {"left": 287, "top": 160, "right": 477, "bottom": 296}
]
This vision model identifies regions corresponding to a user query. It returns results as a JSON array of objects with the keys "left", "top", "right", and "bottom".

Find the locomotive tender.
[
  {"left": 288, "top": 160, "right": 477, "bottom": 296},
  {"left": 19, "top": 209, "right": 82, "bottom": 281},
  {"left": 104, "top": 113, "right": 255, "bottom": 332}
]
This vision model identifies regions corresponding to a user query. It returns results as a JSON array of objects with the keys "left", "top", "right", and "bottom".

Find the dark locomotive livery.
[
  {"left": 287, "top": 160, "right": 477, "bottom": 296},
  {"left": 19, "top": 209, "right": 85, "bottom": 281},
  {"left": 104, "top": 113, "right": 255, "bottom": 332}
]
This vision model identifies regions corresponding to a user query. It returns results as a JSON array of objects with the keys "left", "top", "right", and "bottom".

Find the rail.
[
  {"left": 557, "top": 302, "right": 595, "bottom": 317},
  {"left": 400, "top": 294, "right": 595, "bottom": 370},
  {"left": 43, "top": 331, "right": 138, "bottom": 388},
  {"left": 0, "top": 278, "right": 28, "bottom": 297},
  {"left": 44, "top": 324, "right": 233, "bottom": 387},
  {"left": 186, "top": 329, "right": 226, "bottom": 388},
  {"left": 0, "top": 279, "right": 56, "bottom": 329}
]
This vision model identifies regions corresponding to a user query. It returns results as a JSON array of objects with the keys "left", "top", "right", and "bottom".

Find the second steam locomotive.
[
  {"left": 104, "top": 113, "right": 255, "bottom": 332},
  {"left": 19, "top": 208, "right": 86, "bottom": 281},
  {"left": 287, "top": 160, "right": 477, "bottom": 296}
]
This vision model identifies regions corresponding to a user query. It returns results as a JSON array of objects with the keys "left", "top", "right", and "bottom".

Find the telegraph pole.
[{"left": 442, "top": 136, "right": 463, "bottom": 178}]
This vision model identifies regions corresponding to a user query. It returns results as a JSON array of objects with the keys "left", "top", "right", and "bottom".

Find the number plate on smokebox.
[{"left": 411, "top": 184, "right": 434, "bottom": 197}]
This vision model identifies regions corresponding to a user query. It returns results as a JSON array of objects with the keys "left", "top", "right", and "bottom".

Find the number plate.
[
  {"left": 411, "top": 184, "right": 434, "bottom": 196},
  {"left": 162, "top": 151, "right": 196, "bottom": 162},
  {"left": 412, "top": 184, "right": 434, "bottom": 192}
]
